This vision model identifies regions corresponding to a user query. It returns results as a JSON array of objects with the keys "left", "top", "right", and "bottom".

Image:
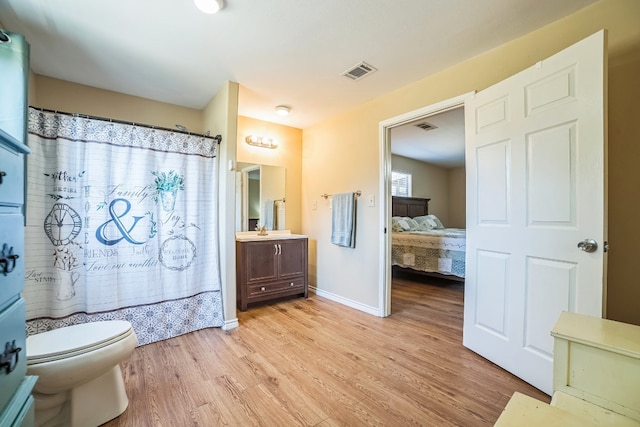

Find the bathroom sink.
[{"left": 235, "top": 231, "right": 307, "bottom": 241}]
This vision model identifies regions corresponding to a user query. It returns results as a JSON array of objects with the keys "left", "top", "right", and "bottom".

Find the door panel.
[
  {"left": 524, "top": 257, "right": 576, "bottom": 358},
  {"left": 527, "top": 123, "right": 576, "bottom": 224},
  {"left": 464, "top": 30, "right": 606, "bottom": 394},
  {"left": 476, "top": 250, "right": 509, "bottom": 337},
  {"left": 244, "top": 241, "right": 278, "bottom": 283},
  {"left": 278, "top": 239, "right": 306, "bottom": 278},
  {"left": 477, "top": 141, "right": 510, "bottom": 223}
]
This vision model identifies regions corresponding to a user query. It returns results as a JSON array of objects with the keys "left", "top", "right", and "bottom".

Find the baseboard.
[
  {"left": 310, "top": 286, "right": 380, "bottom": 316},
  {"left": 221, "top": 318, "right": 239, "bottom": 330}
]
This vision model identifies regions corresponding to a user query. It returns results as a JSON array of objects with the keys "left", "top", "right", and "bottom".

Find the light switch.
[
  {"left": 368, "top": 194, "right": 375, "bottom": 207},
  {"left": 311, "top": 200, "right": 317, "bottom": 210}
]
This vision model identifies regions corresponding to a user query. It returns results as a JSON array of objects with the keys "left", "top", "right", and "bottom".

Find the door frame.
[
  {"left": 378, "top": 91, "right": 474, "bottom": 317},
  {"left": 239, "top": 164, "right": 260, "bottom": 232}
]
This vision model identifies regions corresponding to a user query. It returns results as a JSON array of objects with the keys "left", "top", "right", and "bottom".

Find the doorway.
[{"left": 379, "top": 92, "right": 473, "bottom": 317}]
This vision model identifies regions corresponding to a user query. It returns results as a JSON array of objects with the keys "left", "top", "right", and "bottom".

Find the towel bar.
[{"left": 321, "top": 190, "right": 361, "bottom": 199}]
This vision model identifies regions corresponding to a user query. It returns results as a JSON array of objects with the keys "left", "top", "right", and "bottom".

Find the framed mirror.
[{"left": 235, "top": 163, "right": 286, "bottom": 231}]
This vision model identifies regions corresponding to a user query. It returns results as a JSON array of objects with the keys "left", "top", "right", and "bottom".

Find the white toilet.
[{"left": 26, "top": 320, "right": 138, "bottom": 427}]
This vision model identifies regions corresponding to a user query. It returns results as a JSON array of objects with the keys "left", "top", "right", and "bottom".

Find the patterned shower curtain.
[{"left": 23, "top": 108, "right": 224, "bottom": 345}]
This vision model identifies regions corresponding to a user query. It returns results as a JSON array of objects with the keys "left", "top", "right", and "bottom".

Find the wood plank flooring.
[{"left": 103, "top": 275, "right": 549, "bottom": 426}]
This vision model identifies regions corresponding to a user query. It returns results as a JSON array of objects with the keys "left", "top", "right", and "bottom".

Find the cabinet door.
[
  {"left": 278, "top": 239, "right": 307, "bottom": 279},
  {"left": 243, "top": 240, "right": 278, "bottom": 284}
]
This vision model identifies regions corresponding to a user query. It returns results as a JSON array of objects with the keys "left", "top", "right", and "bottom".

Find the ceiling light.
[
  {"left": 275, "top": 105, "right": 291, "bottom": 116},
  {"left": 193, "top": 0, "right": 224, "bottom": 14}
]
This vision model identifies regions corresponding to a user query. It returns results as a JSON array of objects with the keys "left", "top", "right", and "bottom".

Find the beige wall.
[
  {"left": 303, "top": 0, "right": 640, "bottom": 323},
  {"left": 448, "top": 167, "right": 466, "bottom": 229},
  {"left": 31, "top": 75, "right": 204, "bottom": 132},
  {"left": 391, "top": 155, "right": 450, "bottom": 224},
  {"left": 236, "top": 115, "right": 303, "bottom": 234},
  {"left": 202, "top": 81, "right": 239, "bottom": 328}
]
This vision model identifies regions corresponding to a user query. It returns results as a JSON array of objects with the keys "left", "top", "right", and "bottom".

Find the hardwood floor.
[{"left": 103, "top": 275, "right": 549, "bottom": 426}]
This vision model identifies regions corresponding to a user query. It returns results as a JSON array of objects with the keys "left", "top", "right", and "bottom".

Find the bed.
[{"left": 391, "top": 196, "right": 466, "bottom": 281}]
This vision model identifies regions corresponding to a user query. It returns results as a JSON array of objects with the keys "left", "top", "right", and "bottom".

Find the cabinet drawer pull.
[
  {"left": 260, "top": 286, "right": 266, "bottom": 291},
  {"left": 0, "top": 171, "right": 6, "bottom": 185},
  {"left": 290, "top": 282, "right": 294, "bottom": 286},
  {"left": 0, "top": 243, "right": 19, "bottom": 276},
  {"left": 0, "top": 340, "right": 22, "bottom": 374}
]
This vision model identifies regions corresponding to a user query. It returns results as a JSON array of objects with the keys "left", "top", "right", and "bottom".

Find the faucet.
[{"left": 256, "top": 224, "right": 268, "bottom": 236}]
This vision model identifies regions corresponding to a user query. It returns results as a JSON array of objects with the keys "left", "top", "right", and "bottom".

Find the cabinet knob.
[
  {"left": 260, "top": 286, "right": 266, "bottom": 291},
  {"left": 0, "top": 171, "right": 6, "bottom": 185},
  {"left": 290, "top": 282, "right": 294, "bottom": 286}
]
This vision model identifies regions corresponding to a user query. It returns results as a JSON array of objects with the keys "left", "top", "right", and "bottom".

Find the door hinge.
[{"left": 604, "top": 241, "right": 609, "bottom": 253}]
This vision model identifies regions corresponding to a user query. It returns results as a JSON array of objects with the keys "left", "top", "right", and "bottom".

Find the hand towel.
[
  {"left": 331, "top": 192, "right": 356, "bottom": 248},
  {"left": 275, "top": 200, "right": 286, "bottom": 230},
  {"left": 262, "top": 199, "right": 275, "bottom": 230}
]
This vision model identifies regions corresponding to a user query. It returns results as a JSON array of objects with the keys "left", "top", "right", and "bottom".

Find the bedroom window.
[{"left": 391, "top": 171, "right": 411, "bottom": 197}]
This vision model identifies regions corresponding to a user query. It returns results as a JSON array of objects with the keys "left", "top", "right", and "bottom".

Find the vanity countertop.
[{"left": 235, "top": 230, "right": 308, "bottom": 242}]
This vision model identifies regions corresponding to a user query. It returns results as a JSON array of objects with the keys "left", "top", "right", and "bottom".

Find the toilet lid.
[{"left": 27, "top": 320, "right": 134, "bottom": 363}]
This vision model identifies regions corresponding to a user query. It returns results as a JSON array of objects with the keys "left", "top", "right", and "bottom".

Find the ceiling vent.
[
  {"left": 341, "top": 61, "right": 377, "bottom": 81},
  {"left": 414, "top": 121, "right": 438, "bottom": 131}
]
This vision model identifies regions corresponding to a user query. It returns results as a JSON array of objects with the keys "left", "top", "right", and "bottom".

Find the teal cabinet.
[{"left": 0, "top": 28, "right": 36, "bottom": 427}]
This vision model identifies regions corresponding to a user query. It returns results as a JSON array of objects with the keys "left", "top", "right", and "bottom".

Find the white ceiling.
[
  {"left": 391, "top": 107, "right": 465, "bottom": 168},
  {"left": 0, "top": 0, "right": 597, "bottom": 162}
]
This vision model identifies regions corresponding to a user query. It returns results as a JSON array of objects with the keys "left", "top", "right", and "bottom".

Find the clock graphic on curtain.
[{"left": 44, "top": 203, "right": 83, "bottom": 246}]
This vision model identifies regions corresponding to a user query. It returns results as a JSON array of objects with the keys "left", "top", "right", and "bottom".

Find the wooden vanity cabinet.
[{"left": 236, "top": 238, "right": 308, "bottom": 311}]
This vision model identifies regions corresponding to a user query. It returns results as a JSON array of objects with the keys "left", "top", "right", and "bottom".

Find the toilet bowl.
[{"left": 26, "top": 320, "right": 138, "bottom": 427}]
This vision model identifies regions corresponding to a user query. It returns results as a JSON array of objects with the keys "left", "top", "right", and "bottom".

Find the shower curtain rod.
[{"left": 31, "top": 106, "right": 222, "bottom": 144}]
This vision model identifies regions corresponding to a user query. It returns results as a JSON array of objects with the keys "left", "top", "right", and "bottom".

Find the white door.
[{"left": 463, "top": 30, "right": 607, "bottom": 395}]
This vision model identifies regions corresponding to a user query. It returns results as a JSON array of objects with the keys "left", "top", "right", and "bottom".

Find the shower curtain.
[{"left": 23, "top": 108, "right": 224, "bottom": 345}]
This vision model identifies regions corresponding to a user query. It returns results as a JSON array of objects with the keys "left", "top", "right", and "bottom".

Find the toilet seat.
[{"left": 27, "top": 320, "right": 135, "bottom": 364}]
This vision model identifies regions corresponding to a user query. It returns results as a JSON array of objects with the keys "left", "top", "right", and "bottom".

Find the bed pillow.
[
  {"left": 392, "top": 216, "right": 419, "bottom": 232},
  {"left": 413, "top": 215, "right": 435, "bottom": 229},
  {"left": 391, "top": 217, "right": 404, "bottom": 232},
  {"left": 414, "top": 214, "right": 445, "bottom": 229},
  {"left": 427, "top": 214, "right": 445, "bottom": 229}
]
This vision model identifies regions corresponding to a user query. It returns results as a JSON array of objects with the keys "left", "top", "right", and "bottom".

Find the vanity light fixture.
[
  {"left": 275, "top": 105, "right": 291, "bottom": 116},
  {"left": 193, "top": 0, "right": 224, "bottom": 14},
  {"left": 245, "top": 135, "right": 278, "bottom": 149}
]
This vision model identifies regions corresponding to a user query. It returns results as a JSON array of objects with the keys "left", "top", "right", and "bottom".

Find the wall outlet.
[{"left": 311, "top": 200, "right": 317, "bottom": 210}]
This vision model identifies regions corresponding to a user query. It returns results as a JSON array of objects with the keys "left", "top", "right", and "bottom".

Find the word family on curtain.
[{"left": 24, "top": 108, "right": 224, "bottom": 345}]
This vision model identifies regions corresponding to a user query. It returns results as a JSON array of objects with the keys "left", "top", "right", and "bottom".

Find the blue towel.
[{"left": 331, "top": 192, "right": 356, "bottom": 248}]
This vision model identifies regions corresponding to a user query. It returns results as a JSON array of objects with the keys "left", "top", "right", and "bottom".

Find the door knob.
[{"left": 577, "top": 239, "right": 598, "bottom": 253}]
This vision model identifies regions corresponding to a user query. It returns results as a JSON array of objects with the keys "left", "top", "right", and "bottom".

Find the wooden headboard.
[{"left": 392, "top": 196, "right": 430, "bottom": 217}]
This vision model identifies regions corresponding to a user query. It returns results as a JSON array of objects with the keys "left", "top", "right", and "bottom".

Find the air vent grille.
[
  {"left": 414, "top": 122, "right": 437, "bottom": 131},
  {"left": 341, "top": 61, "right": 377, "bottom": 81}
]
